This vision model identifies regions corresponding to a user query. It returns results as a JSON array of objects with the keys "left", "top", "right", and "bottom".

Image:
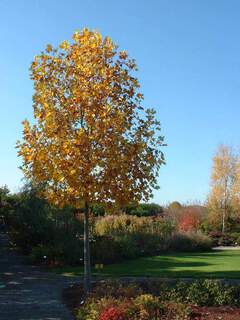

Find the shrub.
[
  {"left": 91, "top": 233, "right": 159, "bottom": 264},
  {"left": 134, "top": 294, "right": 165, "bottom": 318},
  {"left": 93, "top": 216, "right": 212, "bottom": 263},
  {"left": 164, "top": 301, "right": 192, "bottom": 320},
  {"left": 178, "top": 208, "right": 202, "bottom": 232},
  {"left": 61, "top": 237, "right": 84, "bottom": 265},
  {"left": 7, "top": 191, "right": 55, "bottom": 253},
  {"left": 91, "top": 236, "right": 123, "bottom": 264},
  {"left": 169, "top": 232, "right": 212, "bottom": 252},
  {"left": 209, "top": 231, "right": 240, "bottom": 246},
  {"left": 5, "top": 187, "right": 86, "bottom": 264},
  {"left": 115, "top": 235, "right": 139, "bottom": 259},
  {"left": 94, "top": 215, "right": 175, "bottom": 238},
  {"left": 6, "top": 186, "right": 212, "bottom": 267},
  {"left": 95, "top": 215, "right": 141, "bottom": 236},
  {"left": 76, "top": 297, "right": 131, "bottom": 320},
  {"left": 169, "top": 280, "right": 237, "bottom": 307},
  {"left": 229, "top": 232, "right": 240, "bottom": 243},
  {"left": 30, "top": 245, "right": 64, "bottom": 265},
  {"left": 94, "top": 215, "right": 181, "bottom": 262},
  {"left": 236, "top": 235, "right": 240, "bottom": 245},
  {"left": 30, "top": 236, "right": 84, "bottom": 266},
  {"left": 92, "top": 282, "right": 142, "bottom": 299},
  {"left": 76, "top": 280, "right": 240, "bottom": 320},
  {"left": 98, "top": 306, "right": 127, "bottom": 320},
  {"left": 76, "top": 294, "right": 191, "bottom": 320}
]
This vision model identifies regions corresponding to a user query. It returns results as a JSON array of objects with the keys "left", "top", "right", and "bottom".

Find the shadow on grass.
[{"left": 54, "top": 250, "right": 240, "bottom": 279}]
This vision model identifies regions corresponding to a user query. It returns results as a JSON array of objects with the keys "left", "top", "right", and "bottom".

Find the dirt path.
[{"left": 0, "top": 232, "right": 81, "bottom": 320}]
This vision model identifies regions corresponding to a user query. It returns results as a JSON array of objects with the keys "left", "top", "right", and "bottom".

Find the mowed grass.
[{"left": 54, "top": 250, "right": 240, "bottom": 279}]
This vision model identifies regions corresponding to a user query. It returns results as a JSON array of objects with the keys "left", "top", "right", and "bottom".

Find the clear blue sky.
[{"left": 1, "top": 0, "right": 240, "bottom": 205}]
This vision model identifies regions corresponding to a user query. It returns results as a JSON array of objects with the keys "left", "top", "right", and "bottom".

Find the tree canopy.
[{"left": 17, "top": 29, "right": 165, "bottom": 209}]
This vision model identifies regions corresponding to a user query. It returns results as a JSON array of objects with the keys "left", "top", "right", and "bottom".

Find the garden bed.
[
  {"left": 62, "top": 280, "right": 240, "bottom": 320},
  {"left": 191, "top": 306, "right": 240, "bottom": 320}
]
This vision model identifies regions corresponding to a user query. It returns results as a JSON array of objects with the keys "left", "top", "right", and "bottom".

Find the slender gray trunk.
[
  {"left": 84, "top": 201, "right": 91, "bottom": 294},
  {"left": 222, "top": 207, "right": 226, "bottom": 233},
  {"left": 222, "top": 178, "right": 227, "bottom": 234}
]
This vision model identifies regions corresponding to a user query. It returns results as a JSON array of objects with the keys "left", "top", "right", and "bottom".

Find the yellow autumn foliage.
[{"left": 17, "top": 28, "right": 165, "bottom": 209}]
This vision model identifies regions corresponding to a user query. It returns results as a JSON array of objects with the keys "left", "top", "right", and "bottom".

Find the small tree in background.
[
  {"left": 166, "top": 201, "right": 182, "bottom": 224},
  {"left": 168, "top": 201, "right": 182, "bottom": 211},
  {"left": 178, "top": 207, "right": 202, "bottom": 232},
  {"left": 232, "top": 157, "right": 240, "bottom": 217},
  {"left": 17, "top": 29, "right": 165, "bottom": 293},
  {"left": 125, "top": 203, "right": 163, "bottom": 217},
  {"left": 208, "top": 145, "right": 237, "bottom": 233},
  {"left": 0, "top": 185, "right": 11, "bottom": 228},
  {"left": 0, "top": 185, "right": 10, "bottom": 214}
]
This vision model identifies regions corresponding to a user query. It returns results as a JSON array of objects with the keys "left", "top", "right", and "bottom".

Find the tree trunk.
[
  {"left": 222, "top": 208, "right": 226, "bottom": 233},
  {"left": 222, "top": 179, "right": 227, "bottom": 234},
  {"left": 84, "top": 201, "right": 91, "bottom": 294}
]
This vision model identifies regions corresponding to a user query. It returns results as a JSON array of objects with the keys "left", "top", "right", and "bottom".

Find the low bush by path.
[
  {"left": 63, "top": 280, "right": 240, "bottom": 320},
  {"left": 55, "top": 250, "right": 240, "bottom": 279}
]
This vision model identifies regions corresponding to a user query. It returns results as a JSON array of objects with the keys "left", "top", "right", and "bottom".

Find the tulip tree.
[{"left": 17, "top": 29, "right": 165, "bottom": 293}]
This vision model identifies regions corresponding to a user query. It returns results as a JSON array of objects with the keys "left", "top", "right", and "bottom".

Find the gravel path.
[
  {"left": 213, "top": 246, "right": 240, "bottom": 250},
  {"left": 0, "top": 232, "right": 81, "bottom": 320}
]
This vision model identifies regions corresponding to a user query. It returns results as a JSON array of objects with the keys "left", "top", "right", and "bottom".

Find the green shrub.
[
  {"left": 169, "top": 280, "right": 237, "bottom": 306},
  {"left": 115, "top": 235, "right": 139, "bottom": 259},
  {"left": 5, "top": 187, "right": 86, "bottom": 264},
  {"left": 7, "top": 191, "right": 55, "bottom": 253},
  {"left": 92, "top": 280, "right": 240, "bottom": 306},
  {"left": 130, "top": 232, "right": 162, "bottom": 256},
  {"left": 91, "top": 236, "right": 123, "bottom": 264},
  {"left": 61, "top": 237, "right": 84, "bottom": 265},
  {"left": 30, "top": 245, "right": 64, "bottom": 264}
]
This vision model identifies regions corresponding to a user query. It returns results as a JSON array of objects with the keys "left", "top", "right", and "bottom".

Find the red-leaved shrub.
[
  {"left": 99, "top": 306, "right": 127, "bottom": 320},
  {"left": 178, "top": 208, "right": 201, "bottom": 232}
]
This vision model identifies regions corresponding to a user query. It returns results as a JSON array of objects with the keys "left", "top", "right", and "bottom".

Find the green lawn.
[{"left": 55, "top": 250, "right": 240, "bottom": 279}]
